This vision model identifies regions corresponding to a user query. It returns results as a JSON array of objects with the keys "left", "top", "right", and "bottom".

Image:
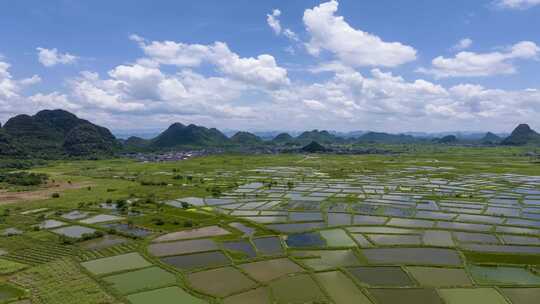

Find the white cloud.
[
  {"left": 135, "top": 40, "right": 210, "bottom": 67},
  {"left": 37, "top": 47, "right": 78, "bottom": 67},
  {"left": 211, "top": 42, "right": 289, "bottom": 88},
  {"left": 57, "top": 61, "right": 540, "bottom": 131},
  {"left": 0, "top": 60, "right": 40, "bottom": 102},
  {"left": 19, "top": 75, "right": 42, "bottom": 86},
  {"left": 0, "top": 61, "right": 19, "bottom": 101},
  {"left": 303, "top": 0, "right": 417, "bottom": 67},
  {"left": 266, "top": 9, "right": 299, "bottom": 43},
  {"left": 28, "top": 92, "right": 80, "bottom": 110},
  {"left": 65, "top": 64, "right": 257, "bottom": 120},
  {"left": 303, "top": 99, "right": 327, "bottom": 110},
  {"left": 0, "top": 60, "right": 41, "bottom": 118},
  {"left": 3, "top": 48, "right": 540, "bottom": 132},
  {"left": 69, "top": 71, "right": 145, "bottom": 112},
  {"left": 309, "top": 61, "right": 355, "bottom": 74},
  {"left": 270, "top": 68, "right": 449, "bottom": 126},
  {"left": 268, "top": 67, "right": 540, "bottom": 131},
  {"left": 495, "top": 0, "right": 540, "bottom": 9},
  {"left": 135, "top": 38, "right": 289, "bottom": 88},
  {"left": 452, "top": 38, "right": 473, "bottom": 51},
  {"left": 284, "top": 29, "right": 300, "bottom": 42},
  {"left": 267, "top": 9, "right": 282, "bottom": 35},
  {"left": 418, "top": 41, "right": 540, "bottom": 78},
  {"left": 108, "top": 64, "right": 165, "bottom": 100}
]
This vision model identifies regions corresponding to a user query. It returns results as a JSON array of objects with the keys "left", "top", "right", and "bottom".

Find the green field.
[
  {"left": 81, "top": 252, "right": 151, "bottom": 276},
  {"left": 0, "top": 258, "right": 27, "bottom": 275},
  {"left": 0, "top": 147, "right": 539, "bottom": 303},
  {"left": 102, "top": 266, "right": 177, "bottom": 295},
  {"left": 126, "top": 287, "right": 207, "bottom": 304}
]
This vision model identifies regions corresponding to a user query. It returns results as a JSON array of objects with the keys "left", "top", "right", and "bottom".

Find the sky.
[{"left": 1, "top": 0, "right": 540, "bottom": 133}]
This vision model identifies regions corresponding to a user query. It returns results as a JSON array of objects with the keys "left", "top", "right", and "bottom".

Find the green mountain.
[
  {"left": 437, "top": 135, "right": 458, "bottom": 144},
  {"left": 119, "top": 136, "right": 151, "bottom": 153},
  {"left": 272, "top": 133, "right": 294, "bottom": 144},
  {"left": 124, "top": 136, "right": 150, "bottom": 147},
  {"left": 357, "top": 132, "right": 417, "bottom": 144},
  {"left": 502, "top": 124, "right": 540, "bottom": 146},
  {"left": 63, "top": 123, "right": 119, "bottom": 156},
  {"left": 151, "top": 123, "right": 229, "bottom": 148},
  {"left": 230, "top": 132, "right": 263, "bottom": 145},
  {"left": 481, "top": 132, "right": 502, "bottom": 144},
  {"left": 301, "top": 141, "right": 328, "bottom": 153},
  {"left": 296, "top": 130, "right": 342, "bottom": 144},
  {"left": 0, "top": 127, "right": 20, "bottom": 156},
  {"left": 1, "top": 109, "right": 119, "bottom": 157}
]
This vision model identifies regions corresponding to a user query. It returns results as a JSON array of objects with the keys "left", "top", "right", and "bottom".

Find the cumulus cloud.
[
  {"left": 452, "top": 38, "right": 473, "bottom": 51},
  {"left": 266, "top": 9, "right": 299, "bottom": 42},
  {"left": 134, "top": 38, "right": 289, "bottom": 88},
  {"left": 28, "top": 92, "right": 80, "bottom": 110},
  {"left": 276, "top": 66, "right": 539, "bottom": 131},
  {"left": 0, "top": 62, "right": 19, "bottom": 101},
  {"left": 3, "top": 47, "right": 540, "bottom": 132},
  {"left": 303, "top": 0, "right": 417, "bottom": 67},
  {"left": 37, "top": 47, "right": 78, "bottom": 67},
  {"left": 0, "top": 60, "right": 43, "bottom": 120},
  {"left": 267, "top": 9, "right": 282, "bottom": 35},
  {"left": 55, "top": 45, "right": 540, "bottom": 131},
  {"left": 0, "top": 60, "right": 40, "bottom": 106},
  {"left": 494, "top": 0, "right": 540, "bottom": 9},
  {"left": 65, "top": 63, "right": 257, "bottom": 120},
  {"left": 418, "top": 41, "right": 540, "bottom": 78}
]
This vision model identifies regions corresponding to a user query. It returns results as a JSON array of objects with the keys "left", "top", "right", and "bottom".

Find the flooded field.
[
  {"left": 148, "top": 163, "right": 540, "bottom": 303},
  {"left": 3, "top": 154, "right": 540, "bottom": 303}
]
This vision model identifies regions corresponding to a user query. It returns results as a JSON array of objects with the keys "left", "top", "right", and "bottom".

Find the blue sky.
[{"left": 1, "top": 0, "right": 540, "bottom": 133}]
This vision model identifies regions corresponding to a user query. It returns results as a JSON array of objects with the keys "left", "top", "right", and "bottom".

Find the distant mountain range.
[
  {"left": 1, "top": 109, "right": 538, "bottom": 158},
  {"left": 200, "top": 129, "right": 508, "bottom": 141}
]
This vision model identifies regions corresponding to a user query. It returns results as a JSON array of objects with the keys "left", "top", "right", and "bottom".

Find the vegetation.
[
  {"left": 229, "top": 131, "right": 263, "bottom": 145},
  {"left": 11, "top": 258, "right": 117, "bottom": 304},
  {"left": 0, "top": 109, "right": 118, "bottom": 158},
  {"left": 296, "top": 129, "right": 343, "bottom": 144},
  {"left": 301, "top": 141, "right": 328, "bottom": 153},
  {"left": 0, "top": 172, "right": 48, "bottom": 186},
  {"left": 502, "top": 123, "right": 540, "bottom": 146},
  {"left": 272, "top": 132, "right": 294, "bottom": 144},
  {"left": 151, "top": 122, "right": 229, "bottom": 148}
]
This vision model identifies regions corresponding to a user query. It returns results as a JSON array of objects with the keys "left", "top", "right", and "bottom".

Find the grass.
[
  {"left": 0, "top": 283, "right": 26, "bottom": 302},
  {"left": 10, "top": 258, "right": 117, "bottom": 304},
  {"left": 0, "top": 258, "right": 27, "bottom": 274}
]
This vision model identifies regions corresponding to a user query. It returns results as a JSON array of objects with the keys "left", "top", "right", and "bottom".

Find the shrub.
[
  {"left": 153, "top": 218, "right": 165, "bottom": 226},
  {"left": 0, "top": 172, "right": 48, "bottom": 186}
]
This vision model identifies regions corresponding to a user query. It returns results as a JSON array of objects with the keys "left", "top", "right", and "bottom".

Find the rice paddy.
[
  {"left": 101, "top": 266, "right": 177, "bottom": 295},
  {"left": 81, "top": 252, "right": 151, "bottom": 275},
  {"left": 1, "top": 150, "right": 540, "bottom": 303}
]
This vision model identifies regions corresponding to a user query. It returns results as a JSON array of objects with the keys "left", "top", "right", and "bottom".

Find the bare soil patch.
[{"left": 0, "top": 181, "right": 92, "bottom": 205}]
